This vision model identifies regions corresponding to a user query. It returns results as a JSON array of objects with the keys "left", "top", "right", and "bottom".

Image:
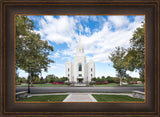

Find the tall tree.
[
  {"left": 124, "top": 22, "right": 144, "bottom": 82},
  {"left": 109, "top": 47, "right": 128, "bottom": 86},
  {"left": 16, "top": 16, "right": 54, "bottom": 80}
]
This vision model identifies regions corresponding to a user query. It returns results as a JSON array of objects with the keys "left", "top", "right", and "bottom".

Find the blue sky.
[{"left": 18, "top": 15, "right": 145, "bottom": 78}]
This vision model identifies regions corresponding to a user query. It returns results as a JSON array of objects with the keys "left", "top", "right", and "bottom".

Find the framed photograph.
[
  {"left": 1, "top": 0, "right": 159, "bottom": 116},
  {"left": 15, "top": 14, "right": 145, "bottom": 104}
]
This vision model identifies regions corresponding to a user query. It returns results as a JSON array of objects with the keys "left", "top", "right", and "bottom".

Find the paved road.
[{"left": 16, "top": 87, "right": 144, "bottom": 93}]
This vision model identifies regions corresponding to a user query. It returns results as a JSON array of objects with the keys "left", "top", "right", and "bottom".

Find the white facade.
[{"left": 65, "top": 28, "right": 95, "bottom": 84}]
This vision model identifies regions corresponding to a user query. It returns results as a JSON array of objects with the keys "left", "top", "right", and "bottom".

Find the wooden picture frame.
[{"left": 0, "top": 0, "right": 159, "bottom": 116}]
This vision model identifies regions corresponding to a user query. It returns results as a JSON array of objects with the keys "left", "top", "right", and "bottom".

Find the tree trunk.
[
  {"left": 120, "top": 78, "right": 123, "bottom": 86},
  {"left": 30, "top": 73, "right": 34, "bottom": 87}
]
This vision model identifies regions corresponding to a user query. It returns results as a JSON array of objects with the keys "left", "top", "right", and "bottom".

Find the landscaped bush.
[
  {"left": 104, "top": 81, "right": 109, "bottom": 84},
  {"left": 64, "top": 82, "right": 71, "bottom": 85},
  {"left": 55, "top": 81, "right": 64, "bottom": 85},
  {"left": 129, "top": 81, "right": 137, "bottom": 84},
  {"left": 16, "top": 83, "right": 21, "bottom": 85},
  {"left": 32, "top": 81, "right": 46, "bottom": 84},
  {"left": 96, "top": 81, "right": 104, "bottom": 85},
  {"left": 89, "top": 81, "right": 96, "bottom": 85}
]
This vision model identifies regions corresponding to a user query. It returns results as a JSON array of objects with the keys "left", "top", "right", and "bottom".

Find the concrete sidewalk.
[{"left": 63, "top": 93, "right": 97, "bottom": 102}]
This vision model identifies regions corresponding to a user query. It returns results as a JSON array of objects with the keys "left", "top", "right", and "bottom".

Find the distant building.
[{"left": 65, "top": 26, "right": 95, "bottom": 84}]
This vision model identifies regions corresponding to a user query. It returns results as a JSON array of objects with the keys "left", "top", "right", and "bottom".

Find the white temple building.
[{"left": 65, "top": 26, "right": 95, "bottom": 84}]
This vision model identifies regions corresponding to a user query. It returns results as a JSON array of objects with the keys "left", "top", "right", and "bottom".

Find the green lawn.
[
  {"left": 94, "top": 83, "right": 144, "bottom": 87},
  {"left": 16, "top": 83, "right": 144, "bottom": 87},
  {"left": 126, "top": 84, "right": 144, "bottom": 87},
  {"left": 16, "top": 83, "right": 67, "bottom": 87},
  {"left": 33, "top": 84, "right": 67, "bottom": 87},
  {"left": 92, "top": 94, "right": 144, "bottom": 102},
  {"left": 95, "top": 83, "right": 119, "bottom": 87},
  {"left": 17, "top": 95, "right": 68, "bottom": 102}
]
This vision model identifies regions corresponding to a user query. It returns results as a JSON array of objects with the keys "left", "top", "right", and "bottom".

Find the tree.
[
  {"left": 46, "top": 74, "right": 56, "bottom": 79},
  {"left": 109, "top": 47, "right": 128, "bottom": 86},
  {"left": 40, "top": 77, "right": 44, "bottom": 82},
  {"left": 101, "top": 76, "right": 106, "bottom": 81},
  {"left": 33, "top": 76, "right": 40, "bottom": 82},
  {"left": 124, "top": 22, "right": 144, "bottom": 82},
  {"left": 59, "top": 77, "right": 68, "bottom": 82},
  {"left": 91, "top": 77, "right": 97, "bottom": 81},
  {"left": 48, "top": 77, "right": 54, "bottom": 83},
  {"left": 16, "top": 16, "right": 54, "bottom": 83}
]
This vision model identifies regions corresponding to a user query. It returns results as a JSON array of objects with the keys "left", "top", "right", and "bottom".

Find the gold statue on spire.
[{"left": 79, "top": 25, "right": 81, "bottom": 30}]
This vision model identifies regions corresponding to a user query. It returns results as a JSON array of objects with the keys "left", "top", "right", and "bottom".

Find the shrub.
[
  {"left": 64, "top": 82, "right": 71, "bottom": 85},
  {"left": 96, "top": 81, "right": 104, "bottom": 85},
  {"left": 89, "top": 81, "right": 96, "bottom": 85},
  {"left": 16, "top": 83, "right": 21, "bottom": 85},
  {"left": 104, "top": 81, "right": 108, "bottom": 84}
]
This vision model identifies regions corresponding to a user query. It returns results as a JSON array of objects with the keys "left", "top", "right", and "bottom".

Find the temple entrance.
[{"left": 77, "top": 78, "right": 83, "bottom": 83}]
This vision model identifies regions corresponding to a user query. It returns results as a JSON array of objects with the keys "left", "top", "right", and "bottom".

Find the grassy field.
[
  {"left": 126, "top": 84, "right": 144, "bottom": 87},
  {"left": 95, "top": 83, "right": 119, "bottom": 87},
  {"left": 94, "top": 83, "right": 144, "bottom": 87},
  {"left": 16, "top": 83, "right": 67, "bottom": 87},
  {"left": 16, "top": 83, "right": 144, "bottom": 87},
  {"left": 17, "top": 95, "right": 68, "bottom": 102},
  {"left": 92, "top": 94, "right": 144, "bottom": 102}
]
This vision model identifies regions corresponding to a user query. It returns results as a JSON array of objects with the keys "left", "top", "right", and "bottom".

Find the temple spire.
[{"left": 79, "top": 25, "right": 81, "bottom": 45}]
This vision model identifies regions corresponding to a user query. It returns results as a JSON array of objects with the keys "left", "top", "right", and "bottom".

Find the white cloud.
[
  {"left": 126, "top": 71, "right": 139, "bottom": 78},
  {"left": 17, "top": 69, "right": 28, "bottom": 78},
  {"left": 108, "top": 16, "right": 130, "bottom": 29},
  {"left": 85, "top": 27, "right": 91, "bottom": 34},
  {"left": 54, "top": 52, "right": 60, "bottom": 58},
  {"left": 42, "top": 63, "right": 65, "bottom": 77},
  {"left": 48, "top": 63, "right": 64, "bottom": 70},
  {"left": 39, "top": 16, "right": 77, "bottom": 44},
  {"left": 38, "top": 16, "right": 144, "bottom": 64}
]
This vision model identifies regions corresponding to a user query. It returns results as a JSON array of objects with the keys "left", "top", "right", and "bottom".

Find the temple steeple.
[
  {"left": 78, "top": 25, "right": 82, "bottom": 46},
  {"left": 76, "top": 25, "right": 84, "bottom": 55},
  {"left": 65, "top": 25, "right": 95, "bottom": 85}
]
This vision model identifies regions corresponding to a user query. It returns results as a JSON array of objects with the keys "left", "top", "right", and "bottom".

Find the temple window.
[{"left": 78, "top": 63, "right": 82, "bottom": 71}]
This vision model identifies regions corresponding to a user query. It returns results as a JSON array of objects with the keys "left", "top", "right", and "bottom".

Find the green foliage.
[
  {"left": 60, "top": 77, "right": 68, "bottom": 81},
  {"left": 46, "top": 74, "right": 56, "bottom": 79},
  {"left": 91, "top": 76, "right": 119, "bottom": 83},
  {"left": 33, "top": 76, "right": 40, "bottom": 82},
  {"left": 40, "top": 77, "right": 44, "bottom": 82},
  {"left": 106, "top": 77, "right": 119, "bottom": 83},
  {"left": 109, "top": 22, "right": 145, "bottom": 84},
  {"left": 91, "top": 77, "right": 97, "bottom": 81},
  {"left": 16, "top": 16, "right": 54, "bottom": 78},
  {"left": 109, "top": 47, "right": 128, "bottom": 85},
  {"left": 124, "top": 22, "right": 145, "bottom": 82},
  {"left": 45, "top": 75, "right": 68, "bottom": 83},
  {"left": 16, "top": 77, "right": 27, "bottom": 83},
  {"left": 48, "top": 77, "right": 54, "bottom": 83}
]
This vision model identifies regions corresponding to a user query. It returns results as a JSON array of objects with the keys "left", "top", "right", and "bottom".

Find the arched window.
[
  {"left": 68, "top": 74, "right": 69, "bottom": 77},
  {"left": 68, "top": 68, "right": 69, "bottom": 72},
  {"left": 91, "top": 68, "right": 92, "bottom": 72},
  {"left": 78, "top": 63, "right": 82, "bottom": 71},
  {"left": 91, "top": 74, "right": 92, "bottom": 77}
]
